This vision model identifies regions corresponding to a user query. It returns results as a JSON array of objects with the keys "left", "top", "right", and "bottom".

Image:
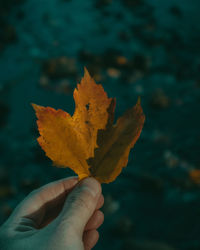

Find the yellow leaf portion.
[
  {"left": 73, "top": 68, "right": 113, "bottom": 158},
  {"left": 32, "top": 104, "right": 90, "bottom": 179}
]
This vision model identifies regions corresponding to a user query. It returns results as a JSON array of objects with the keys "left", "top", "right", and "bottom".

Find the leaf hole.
[{"left": 86, "top": 103, "right": 90, "bottom": 110}]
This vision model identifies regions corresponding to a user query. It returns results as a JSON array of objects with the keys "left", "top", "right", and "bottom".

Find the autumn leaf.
[{"left": 32, "top": 68, "right": 145, "bottom": 183}]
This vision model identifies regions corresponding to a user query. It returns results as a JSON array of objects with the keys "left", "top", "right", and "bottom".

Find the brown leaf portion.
[
  {"left": 88, "top": 98, "right": 145, "bottom": 183},
  {"left": 32, "top": 68, "right": 113, "bottom": 180}
]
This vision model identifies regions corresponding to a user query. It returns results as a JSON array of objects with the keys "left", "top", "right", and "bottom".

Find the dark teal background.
[{"left": 0, "top": 0, "right": 200, "bottom": 249}]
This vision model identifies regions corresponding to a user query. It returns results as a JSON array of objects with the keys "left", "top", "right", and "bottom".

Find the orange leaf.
[{"left": 32, "top": 68, "right": 145, "bottom": 183}]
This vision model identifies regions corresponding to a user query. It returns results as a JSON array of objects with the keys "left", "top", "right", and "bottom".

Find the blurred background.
[{"left": 0, "top": 0, "right": 200, "bottom": 249}]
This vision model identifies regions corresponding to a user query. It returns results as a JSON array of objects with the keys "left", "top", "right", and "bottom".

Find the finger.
[
  {"left": 9, "top": 176, "right": 78, "bottom": 226},
  {"left": 42, "top": 184, "right": 104, "bottom": 229},
  {"left": 83, "top": 229, "right": 99, "bottom": 250},
  {"left": 96, "top": 194, "right": 104, "bottom": 210},
  {"left": 85, "top": 210, "right": 104, "bottom": 231},
  {"left": 56, "top": 177, "right": 101, "bottom": 236}
]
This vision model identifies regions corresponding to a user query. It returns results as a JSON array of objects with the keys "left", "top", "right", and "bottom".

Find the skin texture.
[{"left": 0, "top": 177, "right": 104, "bottom": 250}]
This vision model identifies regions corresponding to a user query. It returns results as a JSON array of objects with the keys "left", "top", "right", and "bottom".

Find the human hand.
[{"left": 0, "top": 177, "right": 104, "bottom": 250}]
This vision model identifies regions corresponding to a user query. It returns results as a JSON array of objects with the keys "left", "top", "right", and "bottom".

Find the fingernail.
[{"left": 78, "top": 177, "right": 101, "bottom": 198}]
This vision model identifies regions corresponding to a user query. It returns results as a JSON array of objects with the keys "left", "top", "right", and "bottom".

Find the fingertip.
[
  {"left": 78, "top": 177, "right": 101, "bottom": 198},
  {"left": 85, "top": 210, "right": 104, "bottom": 231},
  {"left": 96, "top": 210, "right": 104, "bottom": 228},
  {"left": 83, "top": 229, "right": 99, "bottom": 250},
  {"left": 63, "top": 176, "right": 79, "bottom": 183},
  {"left": 96, "top": 194, "right": 104, "bottom": 210}
]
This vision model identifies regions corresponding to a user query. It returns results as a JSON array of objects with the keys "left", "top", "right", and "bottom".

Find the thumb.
[{"left": 58, "top": 177, "right": 101, "bottom": 235}]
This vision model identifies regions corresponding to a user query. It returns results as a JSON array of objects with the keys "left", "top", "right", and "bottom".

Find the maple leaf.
[{"left": 32, "top": 68, "right": 145, "bottom": 183}]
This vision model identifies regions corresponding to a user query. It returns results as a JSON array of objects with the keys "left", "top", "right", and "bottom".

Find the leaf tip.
[
  {"left": 31, "top": 103, "right": 38, "bottom": 111},
  {"left": 83, "top": 66, "right": 89, "bottom": 75},
  {"left": 31, "top": 103, "right": 43, "bottom": 113},
  {"left": 136, "top": 96, "right": 145, "bottom": 121},
  {"left": 83, "top": 66, "right": 92, "bottom": 81}
]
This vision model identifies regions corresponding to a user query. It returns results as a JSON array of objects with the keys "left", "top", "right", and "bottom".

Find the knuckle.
[
  {"left": 76, "top": 195, "right": 91, "bottom": 211},
  {"left": 69, "top": 187, "right": 94, "bottom": 210}
]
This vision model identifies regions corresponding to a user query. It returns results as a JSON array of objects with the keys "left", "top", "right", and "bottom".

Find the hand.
[{"left": 0, "top": 177, "right": 104, "bottom": 250}]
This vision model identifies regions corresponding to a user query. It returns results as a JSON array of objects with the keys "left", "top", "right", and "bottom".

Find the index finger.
[{"left": 9, "top": 176, "right": 79, "bottom": 225}]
